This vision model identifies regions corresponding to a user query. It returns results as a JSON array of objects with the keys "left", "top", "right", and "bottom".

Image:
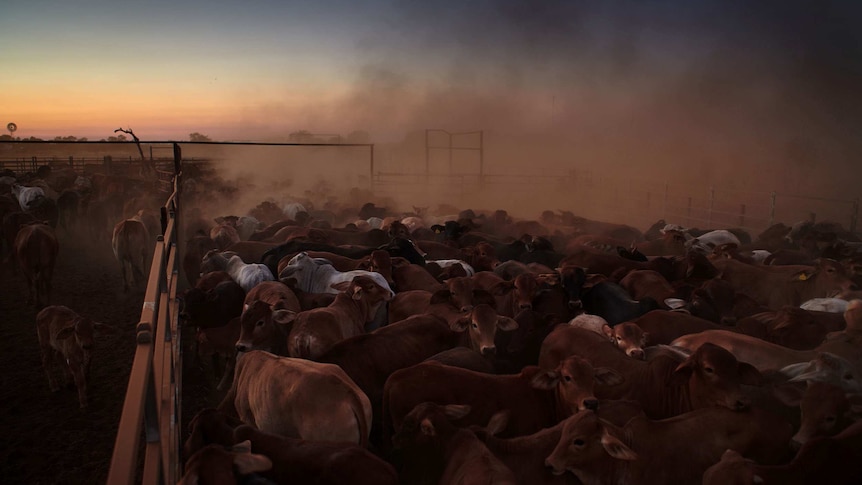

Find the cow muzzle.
[
  {"left": 235, "top": 342, "right": 251, "bottom": 353},
  {"left": 481, "top": 346, "right": 497, "bottom": 356},
  {"left": 545, "top": 457, "right": 566, "bottom": 476},
  {"left": 583, "top": 398, "right": 599, "bottom": 411}
]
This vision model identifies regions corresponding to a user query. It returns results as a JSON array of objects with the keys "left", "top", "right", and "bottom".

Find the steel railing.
[{"left": 107, "top": 149, "right": 182, "bottom": 485}]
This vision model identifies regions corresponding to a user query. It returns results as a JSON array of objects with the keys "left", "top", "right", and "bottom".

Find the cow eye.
[
  {"left": 616, "top": 336, "right": 622, "bottom": 341},
  {"left": 256, "top": 320, "right": 264, "bottom": 327},
  {"left": 704, "top": 367, "right": 715, "bottom": 374},
  {"left": 572, "top": 438, "right": 585, "bottom": 447},
  {"left": 563, "top": 375, "right": 572, "bottom": 382},
  {"left": 471, "top": 323, "right": 478, "bottom": 329}
]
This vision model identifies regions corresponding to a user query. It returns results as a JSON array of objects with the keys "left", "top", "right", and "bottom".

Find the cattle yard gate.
[{"left": 1, "top": 139, "right": 861, "bottom": 484}]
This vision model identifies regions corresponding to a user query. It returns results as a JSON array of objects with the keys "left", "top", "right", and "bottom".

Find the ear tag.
[{"left": 797, "top": 273, "right": 809, "bottom": 281}]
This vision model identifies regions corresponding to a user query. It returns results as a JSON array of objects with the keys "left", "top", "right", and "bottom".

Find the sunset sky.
[{"left": 2, "top": 0, "right": 860, "bottom": 146}]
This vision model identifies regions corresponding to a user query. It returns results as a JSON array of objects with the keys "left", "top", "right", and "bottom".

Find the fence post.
[
  {"left": 68, "top": 156, "right": 74, "bottom": 168},
  {"left": 739, "top": 204, "right": 746, "bottom": 227},
  {"left": 769, "top": 192, "right": 776, "bottom": 226}
]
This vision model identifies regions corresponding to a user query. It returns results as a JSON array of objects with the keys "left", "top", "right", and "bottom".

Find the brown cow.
[
  {"left": 393, "top": 402, "right": 518, "bottom": 485},
  {"left": 601, "top": 322, "right": 649, "bottom": 360},
  {"left": 787, "top": 381, "right": 862, "bottom": 447},
  {"left": 14, "top": 221, "right": 59, "bottom": 307},
  {"left": 472, "top": 400, "right": 644, "bottom": 485},
  {"left": 36, "top": 305, "right": 113, "bottom": 408},
  {"left": 630, "top": 309, "right": 726, "bottom": 345},
  {"left": 237, "top": 275, "right": 390, "bottom": 359},
  {"left": 243, "top": 280, "right": 301, "bottom": 311},
  {"left": 712, "top": 258, "right": 856, "bottom": 309},
  {"left": 111, "top": 217, "right": 150, "bottom": 292},
  {"left": 736, "top": 307, "right": 830, "bottom": 350},
  {"left": 384, "top": 357, "right": 621, "bottom": 443},
  {"left": 541, "top": 326, "right": 762, "bottom": 419},
  {"left": 210, "top": 223, "right": 240, "bottom": 250},
  {"left": 178, "top": 442, "right": 272, "bottom": 485},
  {"left": 388, "top": 276, "right": 496, "bottom": 323},
  {"left": 545, "top": 407, "right": 793, "bottom": 484},
  {"left": 182, "top": 409, "right": 398, "bottom": 485},
  {"left": 702, "top": 425, "right": 862, "bottom": 485},
  {"left": 475, "top": 272, "right": 542, "bottom": 317},
  {"left": 218, "top": 350, "right": 372, "bottom": 445}
]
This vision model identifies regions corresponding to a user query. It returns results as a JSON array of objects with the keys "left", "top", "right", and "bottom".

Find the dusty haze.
[{"left": 197, "top": 1, "right": 862, "bottom": 231}]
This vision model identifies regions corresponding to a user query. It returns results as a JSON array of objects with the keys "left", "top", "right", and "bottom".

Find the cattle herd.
[{"left": 5, "top": 162, "right": 862, "bottom": 484}]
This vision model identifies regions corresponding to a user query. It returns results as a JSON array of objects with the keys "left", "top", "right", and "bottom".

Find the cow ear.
[
  {"left": 790, "top": 269, "right": 815, "bottom": 282},
  {"left": 669, "top": 359, "right": 694, "bottom": 386},
  {"left": 56, "top": 326, "right": 76, "bottom": 340},
  {"left": 472, "top": 289, "right": 497, "bottom": 307},
  {"left": 430, "top": 289, "right": 453, "bottom": 305},
  {"left": 594, "top": 367, "right": 624, "bottom": 387},
  {"left": 496, "top": 316, "right": 518, "bottom": 332},
  {"left": 442, "top": 404, "right": 471, "bottom": 421},
  {"left": 490, "top": 281, "right": 514, "bottom": 296},
  {"left": 330, "top": 280, "right": 352, "bottom": 292},
  {"left": 486, "top": 410, "right": 510, "bottom": 436},
  {"left": 601, "top": 428, "right": 638, "bottom": 461},
  {"left": 230, "top": 443, "right": 273, "bottom": 475},
  {"left": 272, "top": 310, "right": 297, "bottom": 326},
  {"left": 450, "top": 316, "right": 470, "bottom": 333},
  {"left": 738, "top": 362, "right": 763, "bottom": 386},
  {"left": 530, "top": 370, "right": 560, "bottom": 390},
  {"left": 602, "top": 324, "right": 615, "bottom": 340}
]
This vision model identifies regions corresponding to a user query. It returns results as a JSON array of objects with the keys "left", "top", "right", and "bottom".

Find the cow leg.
[
  {"left": 68, "top": 362, "right": 88, "bottom": 408},
  {"left": 40, "top": 346, "right": 59, "bottom": 392},
  {"left": 121, "top": 260, "right": 130, "bottom": 293}
]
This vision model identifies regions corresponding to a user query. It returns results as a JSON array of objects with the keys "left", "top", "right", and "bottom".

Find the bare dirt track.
[{"left": 0, "top": 229, "right": 143, "bottom": 484}]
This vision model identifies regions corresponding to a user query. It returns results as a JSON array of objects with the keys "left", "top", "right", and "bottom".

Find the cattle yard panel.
[{"left": 107, "top": 150, "right": 182, "bottom": 485}]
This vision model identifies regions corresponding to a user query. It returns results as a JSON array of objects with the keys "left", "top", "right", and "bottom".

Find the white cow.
[
  {"left": 279, "top": 252, "right": 394, "bottom": 297},
  {"left": 201, "top": 250, "right": 274, "bottom": 293},
  {"left": 686, "top": 229, "right": 741, "bottom": 255},
  {"left": 11, "top": 184, "right": 46, "bottom": 212},
  {"left": 801, "top": 298, "right": 851, "bottom": 313},
  {"left": 428, "top": 259, "right": 475, "bottom": 277}
]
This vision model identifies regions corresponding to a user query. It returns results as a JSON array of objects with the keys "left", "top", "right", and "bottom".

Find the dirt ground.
[{"left": 0, "top": 223, "right": 219, "bottom": 484}]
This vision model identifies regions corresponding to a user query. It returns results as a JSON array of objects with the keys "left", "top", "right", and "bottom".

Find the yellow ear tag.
[{"left": 797, "top": 273, "right": 809, "bottom": 281}]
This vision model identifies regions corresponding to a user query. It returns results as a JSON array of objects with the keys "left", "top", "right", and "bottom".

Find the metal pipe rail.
[{"left": 107, "top": 177, "right": 182, "bottom": 484}]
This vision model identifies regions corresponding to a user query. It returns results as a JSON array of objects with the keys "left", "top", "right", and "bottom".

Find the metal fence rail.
[{"left": 107, "top": 149, "right": 182, "bottom": 485}]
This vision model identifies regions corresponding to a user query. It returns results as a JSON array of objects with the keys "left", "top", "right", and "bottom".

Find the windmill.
[{"left": 6, "top": 122, "right": 17, "bottom": 137}]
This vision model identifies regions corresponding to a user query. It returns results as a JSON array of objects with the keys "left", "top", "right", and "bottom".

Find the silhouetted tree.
[{"left": 189, "top": 132, "right": 212, "bottom": 142}]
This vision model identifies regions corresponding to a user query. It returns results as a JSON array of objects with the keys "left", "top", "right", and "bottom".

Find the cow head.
[
  {"left": 767, "top": 306, "right": 826, "bottom": 350},
  {"left": 794, "top": 258, "right": 857, "bottom": 298},
  {"left": 55, "top": 316, "right": 113, "bottom": 408},
  {"left": 784, "top": 352, "right": 862, "bottom": 394},
  {"left": 687, "top": 279, "right": 737, "bottom": 325},
  {"left": 388, "top": 220, "right": 411, "bottom": 239},
  {"left": 200, "top": 249, "right": 229, "bottom": 274},
  {"left": 702, "top": 449, "right": 757, "bottom": 485},
  {"left": 602, "top": 323, "right": 648, "bottom": 360},
  {"left": 531, "top": 355, "right": 622, "bottom": 413},
  {"left": 178, "top": 441, "right": 272, "bottom": 485},
  {"left": 450, "top": 304, "right": 518, "bottom": 356},
  {"left": 545, "top": 410, "right": 638, "bottom": 478},
  {"left": 392, "top": 402, "right": 471, "bottom": 449},
  {"left": 365, "top": 250, "right": 395, "bottom": 287},
  {"left": 671, "top": 342, "right": 762, "bottom": 412},
  {"left": 491, "top": 273, "right": 540, "bottom": 312},
  {"left": 235, "top": 300, "right": 296, "bottom": 353},
  {"left": 430, "top": 277, "right": 494, "bottom": 313},
  {"left": 789, "top": 381, "right": 862, "bottom": 448},
  {"left": 557, "top": 265, "right": 587, "bottom": 311}
]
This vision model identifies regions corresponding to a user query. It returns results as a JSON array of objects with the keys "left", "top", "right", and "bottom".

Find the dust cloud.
[{"left": 202, "top": 0, "right": 862, "bottom": 231}]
